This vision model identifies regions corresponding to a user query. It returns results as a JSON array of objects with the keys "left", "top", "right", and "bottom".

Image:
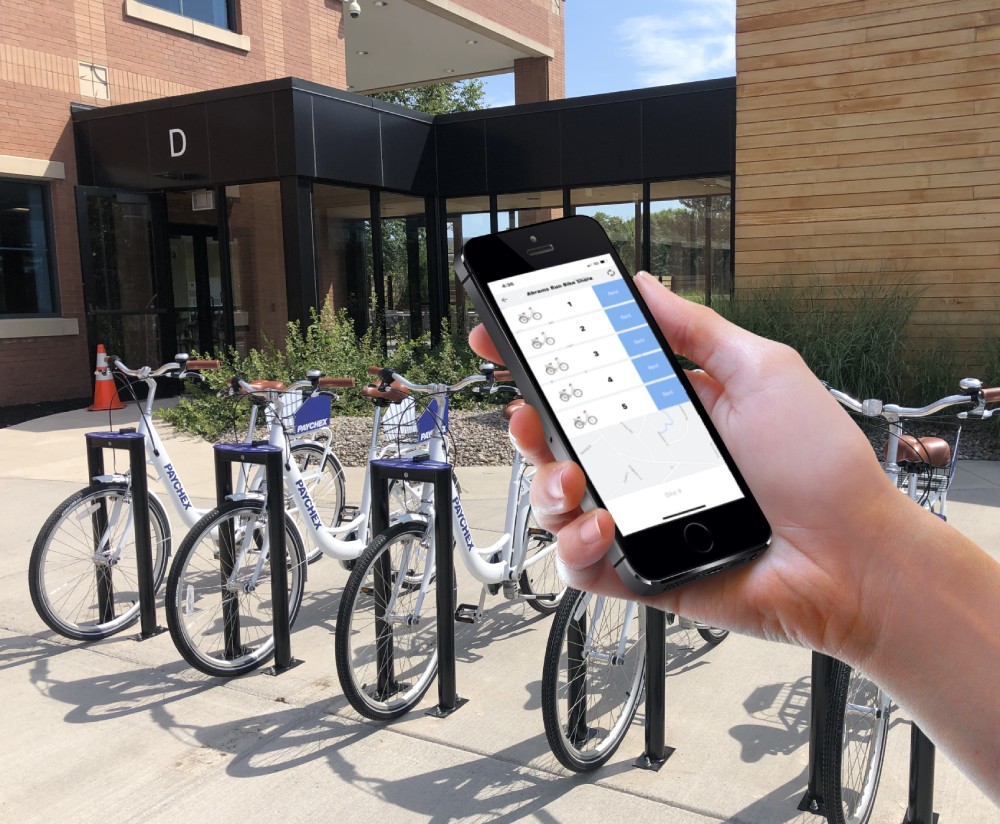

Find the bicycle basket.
[
  {"left": 381, "top": 395, "right": 449, "bottom": 448},
  {"left": 290, "top": 393, "right": 332, "bottom": 436}
]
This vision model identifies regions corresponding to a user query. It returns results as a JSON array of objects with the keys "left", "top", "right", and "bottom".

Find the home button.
[{"left": 684, "top": 523, "right": 714, "bottom": 553}]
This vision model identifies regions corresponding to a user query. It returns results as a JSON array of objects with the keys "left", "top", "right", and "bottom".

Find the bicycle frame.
[
  {"left": 264, "top": 389, "right": 424, "bottom": 562},
  {"left": 95, "top": 373, "right": 210, "bottom": 530},
  {"left": 371, "top": 383, "right": 558, "bottom": 626}
]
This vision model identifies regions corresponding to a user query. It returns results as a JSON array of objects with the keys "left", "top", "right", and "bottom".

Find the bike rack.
[
  {"left": 798, "top": 651, "right": 939, "bottom": 823},
  {"left": 85, "top": 430, "right": 164, "bottom": 640},
  {"left": 369, "top": 457, "right": 466, "bottom": 717},
  {"left": 633, "top": 605, "right": 674, "bottom": 770},
  {"left": 798, "top": 651, "right": 833, "bottom": 817},
  {"left": 213, "top": 443, "right": 301, "bottom": 675}
]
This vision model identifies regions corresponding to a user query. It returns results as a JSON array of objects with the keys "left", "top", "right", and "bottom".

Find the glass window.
[
  {"left": 313, "top": 183, "right": 373, "bottom": 337},
  {"left": 649, "top": 177, "right": 732, "bottom": 300},
  {"left": 497, "top": 190, "right": 564, "bottom": 229},
  {"left": 380, "top": 192, "right": 428, "bottom": 345},
  {"left": 570, "top": 183, "right": 643, "bottom": 274},
  {"left": 446, "top": 196, "right": 491, "bottom": 334},
  {"left": 0, "top": 179, "right": 55, "bottom": 316},
  {"left": 139, "top": 0, "right": 234, "bottom": 30}
]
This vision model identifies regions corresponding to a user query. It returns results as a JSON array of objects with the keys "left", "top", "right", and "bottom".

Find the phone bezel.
[{"left": 460, "top": 215, "right": 770, "bottom": 584}]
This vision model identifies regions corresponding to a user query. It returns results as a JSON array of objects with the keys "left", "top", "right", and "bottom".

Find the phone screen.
[{"left": 488, "top": 254, "right": 745, "bottom": 536}]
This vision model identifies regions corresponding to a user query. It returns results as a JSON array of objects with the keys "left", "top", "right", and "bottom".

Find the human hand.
[{"left": 470, "top": 272, "right": 922, "bottom": 663}]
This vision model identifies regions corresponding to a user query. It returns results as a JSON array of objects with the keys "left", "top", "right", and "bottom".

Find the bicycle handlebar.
[
  {"left": 107, "top": 354, "right": 218, "bottom": 380},
  {"left": 825, "top": 381, "right": 1000, "bottom": 420}
]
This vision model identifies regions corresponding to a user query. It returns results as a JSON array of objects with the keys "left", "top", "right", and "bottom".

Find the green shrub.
[
  {"left": 711, "top": 278, "right": 959, "bottom": 405},
  {"left": 159, "top": 298, "right": 495, "bottom": 441}
]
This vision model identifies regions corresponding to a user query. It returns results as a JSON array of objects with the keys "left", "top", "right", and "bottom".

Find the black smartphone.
[{"left": 454, "top": 215, "right": 770, "bottom": 596}]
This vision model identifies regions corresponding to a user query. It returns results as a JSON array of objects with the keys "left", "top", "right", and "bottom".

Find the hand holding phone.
[{"left": 456, "top": 216, "right": 770, "bottom": 595}]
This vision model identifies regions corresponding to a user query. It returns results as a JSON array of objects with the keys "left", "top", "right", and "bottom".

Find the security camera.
[{"left": 345, "top": 0, "right": 360, "bottom": 18}]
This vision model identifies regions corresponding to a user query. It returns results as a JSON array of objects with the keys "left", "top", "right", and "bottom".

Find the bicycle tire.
[
  {"left": 541, "top": 588, "right": 646, "bottom": 771},
  {"left": 29, "top": 483, "right": 171, "bottom": 641},
  {"left": 287, "top": 441, "right": 346, "bottom": 565},
  {"left": 821, "top": 660, "right": 891, "bottom": 824},
  {"left": 335, "top": 521, "right": 439, "bottom": 720},
  {"left": 165, "top": 499, "right": 307, "bottom": 677},
  {"left": 696, "top": 625, "right": 729, "bottom": 645},
  {"left": 517, "top": 506, "right": 563, "bottom": 615}
]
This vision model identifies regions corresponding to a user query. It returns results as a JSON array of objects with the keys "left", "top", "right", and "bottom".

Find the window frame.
[{"left": 135, "top": 0, "right": 238, "bottom": 32}]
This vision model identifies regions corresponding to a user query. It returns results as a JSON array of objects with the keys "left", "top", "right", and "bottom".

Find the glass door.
[
  {"left": 77, "top": 188, "right": 167, "bottom": 371},
  {"left": 168, "top": 226, "right": 223, "bottom": 355}
]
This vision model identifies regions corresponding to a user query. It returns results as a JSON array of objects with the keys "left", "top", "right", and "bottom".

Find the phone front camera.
[{"left": 529, "top": 235, "right": 537, "bottom": 243}]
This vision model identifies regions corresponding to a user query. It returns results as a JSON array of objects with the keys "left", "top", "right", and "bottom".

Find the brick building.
[{"left": 0, "top": 0, "right": 565, "bottom": 404}]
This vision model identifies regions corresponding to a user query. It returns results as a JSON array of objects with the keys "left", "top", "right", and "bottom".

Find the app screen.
[{"left": 489, "top": 256, "right": 744, "bottom": 535}]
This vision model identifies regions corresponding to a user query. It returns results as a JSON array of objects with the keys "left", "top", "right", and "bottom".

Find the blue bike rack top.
[
  {"left": 371, "top": 456, "right": 452, "bottom": 473},
  {"left": 213, "top": 442, "right": 283, "bottom": 464},
  {"left": 85, "top": 430, "right": 144, "bottom": 446}
]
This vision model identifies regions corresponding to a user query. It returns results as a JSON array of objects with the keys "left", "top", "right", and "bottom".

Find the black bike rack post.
[
  {"left": 634, "top": 605, "right": 674, "bottom": 770},
  {"left": 85, "top": 430, "right": 163, "bottom": 640},
  {"left": 369, "top": 457, "right": 466, "bottom": 717},
  {"left": 903, "top": 725, "right": 938, "bottom": 824},
  {"left": 798, "top": 650, "right": 833, "bottom": 817},
  {"left": 213, "top": 443, "right": 300, "bottom": 675}
]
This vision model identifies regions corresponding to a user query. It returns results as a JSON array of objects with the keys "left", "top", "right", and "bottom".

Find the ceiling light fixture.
[
  {"left": 466, "top": 39, "right": 478, "bottom": 44},
  {"left": 374, "top": 1, "right": 388, "bottom": 5},
  {"left": 445, "top": 68, "right": 456, "bottom": 73},
  {"left": 357, "top": 50, "right": 368, "bottom": 55}
]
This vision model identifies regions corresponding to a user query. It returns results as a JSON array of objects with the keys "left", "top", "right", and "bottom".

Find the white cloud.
[{"left": 618, "top": 0, "right": 735, "bottom": 87}]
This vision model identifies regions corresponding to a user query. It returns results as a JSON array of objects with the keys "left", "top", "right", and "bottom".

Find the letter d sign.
[{"left": 169, "top": 128, "right": 187, "bottom": 158}]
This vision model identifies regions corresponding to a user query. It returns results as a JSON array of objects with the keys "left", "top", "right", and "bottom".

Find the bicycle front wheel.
[
  {"left": 165, "top": 499, "right": 307, "bottom": 677},
  {"left": 541, "top": 589, "right": 646, "bottom": 771},
  {"left": 821, "top": 660, "right": 891, "bottom": 824},
  {"left": 29, "top": 483, "right": 171, "bottom": 641},
  {"left": 288, "top": 441, "right": 346, "bottom": 565},
  {"left": 335, "top": 521, "right": 438, "bottom": 720},
  {"left": 517, "top": 506, "right": 563, "bottom": 615}
]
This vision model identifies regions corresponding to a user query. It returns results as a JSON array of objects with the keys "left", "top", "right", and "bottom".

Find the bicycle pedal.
[
  {"left": 454, "top": 603, "right": 480, "bottom": 624},
  {"left": 337, "top": 505, "right": 360, "bottom": 526}
]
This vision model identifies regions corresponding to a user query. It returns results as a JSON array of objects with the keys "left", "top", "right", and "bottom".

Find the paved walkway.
[{"left": 1, "top": 405, "right": 997, "bottom": 823}]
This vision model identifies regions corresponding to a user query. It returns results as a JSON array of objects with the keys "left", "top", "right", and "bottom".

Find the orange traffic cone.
[{"left": 89, "top": 343, "right": 124, "bottom": 411}]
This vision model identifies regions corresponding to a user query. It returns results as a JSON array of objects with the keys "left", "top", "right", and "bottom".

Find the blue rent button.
[
  {"left": 632, "top": 352, "right": 672, "bottom": 381},
  {"left": 619, "top": 327, "right": 658, "bottom": 356},
  {"left": 593, "top": 280, "right": 631, "bottom": 307},
  {"left": 605, "top": 302, "right": 644, "bottom": 331},
  {"left": 646, "top": 377, "right": 687, "bottom": 410}
]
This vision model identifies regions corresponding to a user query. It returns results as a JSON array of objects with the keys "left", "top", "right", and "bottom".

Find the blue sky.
[{"left": 481, "top": 0, "right": 736, "bottom": 108}]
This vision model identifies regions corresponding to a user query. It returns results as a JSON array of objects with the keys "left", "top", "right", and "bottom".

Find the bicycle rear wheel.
[
  {"left": 517, "top": 506, "right": 563, "bottom": 615},
  {"left": 29, "top": 483, "right": 170, "bottom": 641},
  {"left": 696, "top": 624, "right": 729, "bottom": 645},
  {"left": 541, "top": 588, "right": 646, "bottom": 771},
  {"left": 287, "top": 441, "right": 345, "bottom": 565},
  {"left": 821, "top": 660, "right": 891, "bottom": 824},
  {"left": 335, "top": 521, "right": 438, "bottom": 720},
  {"left": 165, "top": 499, "right": 307, "bottom": 677}
]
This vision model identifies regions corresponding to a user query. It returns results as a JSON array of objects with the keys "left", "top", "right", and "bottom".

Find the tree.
[{"left": 370, "top": 79, "right": 486, "bottom": 114}]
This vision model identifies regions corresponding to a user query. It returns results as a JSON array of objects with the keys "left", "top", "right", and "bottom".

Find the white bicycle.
[
  {"left": 164, "top": 370, "right": 439, "bottom": 676},
  {"left": 334, "top": 366, "right": 563, "bottom": 720},
  {"left": 28, "top": 356, "right": 348, "bottom": 641},
  {"left": 820, "top": 378, "right": 999, "bottom": 824}
]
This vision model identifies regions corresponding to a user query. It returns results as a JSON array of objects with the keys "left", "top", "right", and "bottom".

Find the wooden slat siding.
[{"left": 735, "top": 0, "right": 1000, "bottom": 366}]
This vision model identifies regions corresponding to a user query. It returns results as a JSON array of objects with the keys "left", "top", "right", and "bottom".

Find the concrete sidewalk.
[{"left": 1, "top": 404, "right": 997, "bottom": 823}]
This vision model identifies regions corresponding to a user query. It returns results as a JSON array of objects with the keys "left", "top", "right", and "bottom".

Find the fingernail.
[
  {"left": 546, "top": 466, "right": 564, "bottom": 500},
  {"left": 579, "top": 513, "right": 603, "bottom": 545}
]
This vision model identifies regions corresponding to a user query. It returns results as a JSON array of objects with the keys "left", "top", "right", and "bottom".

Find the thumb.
[{"left": 633, "top": 272, "right": 762, "bottom": 388}]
